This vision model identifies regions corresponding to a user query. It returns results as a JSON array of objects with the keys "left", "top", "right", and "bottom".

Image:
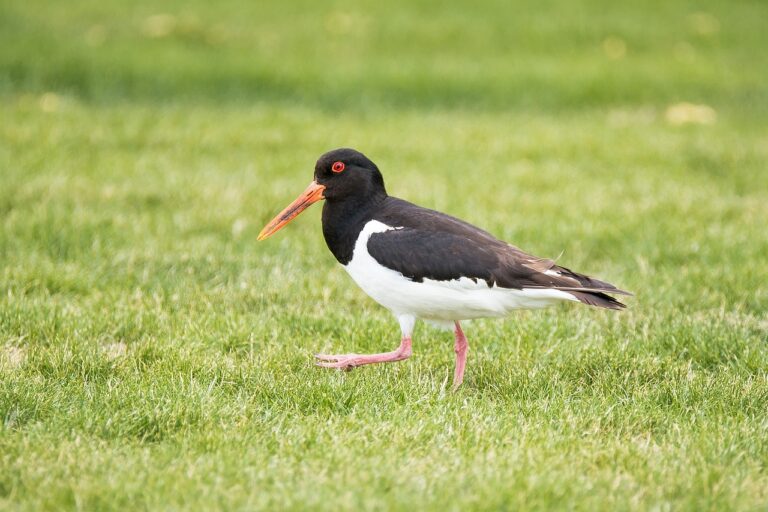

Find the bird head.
[{"left": 257, "top": 148, "right": 386, "bottom": 240}]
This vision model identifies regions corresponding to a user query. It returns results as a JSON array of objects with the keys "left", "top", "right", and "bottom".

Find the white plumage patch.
[{"left": 343, "top": 220, "right": 578, "bottom": 322}]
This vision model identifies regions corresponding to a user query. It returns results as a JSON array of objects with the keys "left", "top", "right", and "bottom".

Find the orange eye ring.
[{"left": 331, "top": 161, "right": 345, "bottom": 173}]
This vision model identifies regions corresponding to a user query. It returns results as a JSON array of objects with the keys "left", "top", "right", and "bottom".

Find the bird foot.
[
  {"left": 314, "top": 353, "right": 364, "bottom": 370},
  {"left": 314, "top": 338, "right": 412, "bottom": 370}
]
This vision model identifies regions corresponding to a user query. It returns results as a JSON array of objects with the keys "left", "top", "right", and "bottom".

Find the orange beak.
[{"left": 257, "top": 181, "right": 326, "bottom": 240}]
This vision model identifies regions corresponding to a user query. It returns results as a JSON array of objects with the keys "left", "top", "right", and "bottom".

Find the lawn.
[{"left": 1, "top": 0, "right": 767, "bottom": 510}]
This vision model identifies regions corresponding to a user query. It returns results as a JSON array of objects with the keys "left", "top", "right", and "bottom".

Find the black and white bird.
[{"left": 258, "top": 148, "right": 630, "bottom": 389}]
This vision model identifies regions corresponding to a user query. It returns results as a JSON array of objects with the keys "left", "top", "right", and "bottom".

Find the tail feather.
[
  {"left": 555, "top": 265, "right": 632, "bottom": 296},
  {"left": 569, "top": 290, "right": 627, "bottom": 310}
]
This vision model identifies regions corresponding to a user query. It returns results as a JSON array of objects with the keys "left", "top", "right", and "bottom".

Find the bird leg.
[
  {"left": 315, "top": 314, "right": 416, "bottom": 371},
  {"left": 315, "top": 336, "right": 412, "bottom": 370},
  {"left": 452, "top": 321, "right": 469, "bottom": 390}
]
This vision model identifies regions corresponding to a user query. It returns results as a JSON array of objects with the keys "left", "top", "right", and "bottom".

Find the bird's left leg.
[
  {"left": 315, "top": 314, "right": 415, "bottom": 370},
  {"left": 452, "top": 321, "right": 469, "bottom": 390}
]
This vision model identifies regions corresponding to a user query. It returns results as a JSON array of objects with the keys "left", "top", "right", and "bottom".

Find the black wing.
[{"left": 368, "top": 198, "right": 630, "bottom": 309}]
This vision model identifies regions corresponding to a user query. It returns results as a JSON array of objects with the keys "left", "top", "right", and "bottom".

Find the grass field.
[{"left": 2, "top": 0, "right": 768, "bottom": 510}]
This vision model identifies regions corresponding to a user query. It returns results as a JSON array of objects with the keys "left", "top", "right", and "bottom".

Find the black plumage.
[
  {"left": 317, "top": 149, "right": 630, "bottom": 310},
  {"left": 258, "top": 147, "right": 632, "bottom": 387}
]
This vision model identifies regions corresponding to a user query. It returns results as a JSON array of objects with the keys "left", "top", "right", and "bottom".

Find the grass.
[{"left": 1, "top": 0, "right": 767, "bottom": 510}]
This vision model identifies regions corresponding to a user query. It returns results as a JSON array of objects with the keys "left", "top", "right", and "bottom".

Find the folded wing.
[{"left": 367, "top": 225, "right": 629, "bottom": 310}]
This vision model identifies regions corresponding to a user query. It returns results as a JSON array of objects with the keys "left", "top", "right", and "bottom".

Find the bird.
[{"left": 258, "top": 148, "right": 630, "bottom": 389}]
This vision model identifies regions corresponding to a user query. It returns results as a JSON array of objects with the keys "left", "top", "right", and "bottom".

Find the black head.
[
  {"left": 257, "top": 148, "right": 387, "bottom": 241},
  {"left": 314, "top": 148, "right": 387, "bottom": 202}
]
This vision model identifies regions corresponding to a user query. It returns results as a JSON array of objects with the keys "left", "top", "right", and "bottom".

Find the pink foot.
[
  {"left": 315, "top": 337, "right": 412, "bottom": 370},
  {"left": 452, "top": 321, "right": 469, "bottom": 391}
]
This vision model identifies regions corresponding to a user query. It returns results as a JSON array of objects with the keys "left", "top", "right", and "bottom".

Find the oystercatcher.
[{"left": 258, "top": 148, "right": 630, "bottom": 389}]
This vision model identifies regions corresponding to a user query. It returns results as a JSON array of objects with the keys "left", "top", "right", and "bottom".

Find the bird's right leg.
[
  {"left": 452, "top": 321, "right": 469, "bottom": 390},
  {"left": 315, "top": 314, "right": 415, "bottom": 370}
]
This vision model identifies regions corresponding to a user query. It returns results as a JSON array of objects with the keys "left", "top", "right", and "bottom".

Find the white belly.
[{"left": 343, "top": 220, "right": 577, "bottom": 321}]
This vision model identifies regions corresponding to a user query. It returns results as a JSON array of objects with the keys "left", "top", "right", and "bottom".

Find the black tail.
[
  {"left": 555, "top": 265, "right": 632, "bottom": 296},
  {"left": 548, "top": 264, "right": 631, "bottom": 310},
  {"left": 569, "top": 290, "right": 627, "bottom": 310}
]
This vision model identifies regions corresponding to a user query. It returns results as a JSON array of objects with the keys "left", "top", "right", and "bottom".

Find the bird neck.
[{"left": 321, "top": 193, "right": 386, "bottom": 265}]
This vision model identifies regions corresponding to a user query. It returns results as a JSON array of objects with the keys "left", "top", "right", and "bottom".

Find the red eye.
[{"left": 331, "top": 161, "right": 345, "bottom": 173}]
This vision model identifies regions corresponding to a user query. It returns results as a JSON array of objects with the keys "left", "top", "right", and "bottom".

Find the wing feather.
[{"left": 367, "top": 197, "right": 631, "bottom": 308}]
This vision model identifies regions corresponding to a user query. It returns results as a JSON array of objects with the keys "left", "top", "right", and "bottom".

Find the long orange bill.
[{"left": 257, "top": 181, "right": 326, "bottom": 240}]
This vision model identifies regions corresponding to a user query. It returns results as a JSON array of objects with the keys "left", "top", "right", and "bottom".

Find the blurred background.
[
  {"left": 2, "top": 0, "right": 766, "bottom": 312},
  {"left": 3, "top": 0, "right": 765, "bottom": 109},
  {"left": 2, "top": 0, "right": 767, "bottom": 509}
]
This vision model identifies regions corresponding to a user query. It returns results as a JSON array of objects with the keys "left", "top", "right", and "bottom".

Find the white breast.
[{"left": 343, "top": 220, "right": 578, "bottom": 321}]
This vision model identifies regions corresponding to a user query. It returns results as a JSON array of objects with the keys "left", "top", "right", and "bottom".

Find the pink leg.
[
  {"left": 452, "top": 321, "right": 469, "bottom": 390},
  {"left": 315, "top": 337, "right": 412, "bottom": 370}
]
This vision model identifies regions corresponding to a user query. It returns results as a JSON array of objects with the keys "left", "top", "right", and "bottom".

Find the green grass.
[{"left": 2, "top": 0, "right": 768, "bottom": 510}]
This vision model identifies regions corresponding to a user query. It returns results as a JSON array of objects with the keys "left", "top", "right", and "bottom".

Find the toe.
[
  {"left": 316, "top": 359, "right": 356, "bottom": 370},
  {"left": 314, "top": 353, "right": 357, "bottom": 362}
]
